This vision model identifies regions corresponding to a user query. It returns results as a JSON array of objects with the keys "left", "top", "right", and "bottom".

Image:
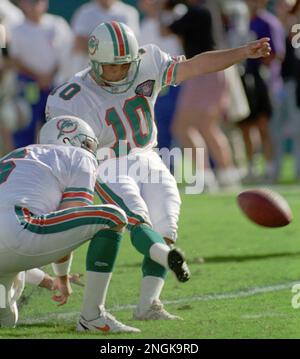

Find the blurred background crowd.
[{"left": 1, "top": 0, "right": 300, "bottom": 191}]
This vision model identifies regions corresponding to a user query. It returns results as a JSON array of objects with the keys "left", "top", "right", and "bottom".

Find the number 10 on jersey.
[{"left": 105, "top": 95, "right": 153, "bottom": 156}]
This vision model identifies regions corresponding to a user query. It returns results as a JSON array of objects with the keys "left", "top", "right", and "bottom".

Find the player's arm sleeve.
[
  {"left": 61, "top": 152, "right": 97, "bottom": 206},
  {"left": 150, "top": 44, "right": 186, "bottom": 89}
]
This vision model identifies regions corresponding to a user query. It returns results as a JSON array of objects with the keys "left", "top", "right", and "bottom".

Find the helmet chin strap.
[{"left": 90, "top": 59, "right": 141, "bottom": 93}]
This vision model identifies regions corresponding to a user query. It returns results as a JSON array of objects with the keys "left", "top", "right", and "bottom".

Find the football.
[{"left": 237, "top": 189, "right": 293, "bottom": 228}]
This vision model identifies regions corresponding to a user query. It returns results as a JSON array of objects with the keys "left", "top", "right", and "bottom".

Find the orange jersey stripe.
[
  {"left": 22, "top": 208, "right": 122, "bottom": 226},
  {"left": 62, "top": 192, "right": 94, "bottom": 201},
  {"left": 166, "top": 63, "right": 176, "bottom": 86}
]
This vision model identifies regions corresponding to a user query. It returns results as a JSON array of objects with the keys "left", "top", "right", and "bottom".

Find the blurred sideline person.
[
  {"left": 71, "top": 0, "right": 140, "bottom": 73},
  {"left": 0, "top": 0, "right": 24, "bottom": 33},
  {"left": 166, "top": 0, "right": 240, "bottom": 190},
  {"left": 274, "top": 0, "right": 300, "bottom": 180},
  {"left": 0, "top": 53, "right": 31, "bottom": 156},
  {"left": 46, "top": 21, "right": 270, "bottom": 320},
  {"left": 0, "top": 54, "right": 15, "bottom": 156},
  {"left": 9, "top": 0, "right": 73, "bottom": 149},
  {"left": 240, "top": 0, "right": 285, "bottom": 183},
  {"left": 0, "top": 0, "right": 25, "bottom": 155},
  {"left": 220, "top": 0, "right": 250, "bottom": 49}
]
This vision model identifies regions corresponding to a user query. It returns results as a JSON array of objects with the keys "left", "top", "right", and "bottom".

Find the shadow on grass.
[
  {"left": 119, "top": 251, "right": 300, "bottom": 269},
  {"left": 190, "top": 251, "right": 300, "bottom": 264}
]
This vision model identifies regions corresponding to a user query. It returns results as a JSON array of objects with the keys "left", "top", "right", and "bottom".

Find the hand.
[
  {"left": 245, "top": 37, "right": 271, "bottom": 59},
  {"left": 51, "top": 275, "right": 72, "bottom": 306},
  {"left": 69, "top": 273, "right": 84, "bottom": 287},
  {"left": 39, "top": 273, "right": 84, "bottom": 290}
]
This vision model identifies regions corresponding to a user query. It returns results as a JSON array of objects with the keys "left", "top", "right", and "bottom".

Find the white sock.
[
  {"left": 25, "top": 268, "right": 45, "bottom": 286},
  {"left": 149, "top": 243, "right": 170, "bottom": 268},
  {"left": 81, "top": 271, "right": 112, "bottom": 321},
  {"left": 137, "top": 276, "right": 165, "bottom": 312}
]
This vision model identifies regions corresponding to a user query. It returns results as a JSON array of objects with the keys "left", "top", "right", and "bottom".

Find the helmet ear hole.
[{"left": 63, "top": 137, "right": 70, "bottom": 144}]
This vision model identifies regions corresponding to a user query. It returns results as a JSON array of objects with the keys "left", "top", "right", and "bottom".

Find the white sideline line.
[
  {"left": 20, "top": 281, "right": 298, "bottom": 325},
  {"left": 241, "top": 312, "right": 288, "bottom": 320}
]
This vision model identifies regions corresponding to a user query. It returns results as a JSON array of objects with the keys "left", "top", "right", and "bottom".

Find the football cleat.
[
  {"left": 168, "top": 248, "right": 191, "bottom": 283},
  {"left": 133, "top": 300, "right": 183, "bottom": 321},
  {"left": 77, "top": 309, "right": 141, "bottom": 333},
  {"left": 0, "top": 272, "right": 24, "bottom": 328},
  {"left": 0, "top": 301, "right": 18, "bottom": 328}
]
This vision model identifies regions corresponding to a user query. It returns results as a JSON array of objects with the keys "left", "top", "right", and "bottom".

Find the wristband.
[{"left": 52, "top": 253, "right": 73, "bottom": 277}]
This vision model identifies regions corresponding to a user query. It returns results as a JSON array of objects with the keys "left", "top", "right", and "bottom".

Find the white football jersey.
[
  {"left": 46, "top": 44, "right": 183, "bottom": 157},
  {"left": 0, "top": 145, "right": 97, "bottom": 215}
]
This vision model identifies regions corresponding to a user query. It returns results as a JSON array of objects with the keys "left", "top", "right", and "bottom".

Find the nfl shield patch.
[{"left": 135, "top": 80, "right": 155, "bottom": 97}]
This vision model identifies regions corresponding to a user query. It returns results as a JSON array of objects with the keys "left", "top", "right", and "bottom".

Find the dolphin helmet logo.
[
  {"left": 56, "top": 119, "right": 78, "bottom": 139},
  {"left": 88, "top": 35, "right": 99, "bottom": 56}
]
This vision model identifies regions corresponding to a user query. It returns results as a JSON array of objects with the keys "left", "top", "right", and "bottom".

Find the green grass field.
[{"left": 1, "top": 186, "right": 300, "bottom": 339}]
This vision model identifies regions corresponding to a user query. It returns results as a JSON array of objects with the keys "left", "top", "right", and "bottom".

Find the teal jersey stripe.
[
  {"left": 162, "top": 62, "right": 171, "bottom": 87},
  {"left": 95, "top": 189, "right": 134, "bottom": 231},
  {"left": 15, "top": 205, "right": 126, "bottom": 226},
  {"left": 15, "top": 206, "right": 119, "bottom": 234},
  {"left": 64, "top": 187, "right": 94, "bottom": 195},
  {"left": 41, "top": 204, "right": 124, "bottom": 221},
  {"left": 1, "top": 148, "right": 28, "bottom": 162},
  {"left": 25, "top": 217, "right": 117, "bottom": 234},
  {"left": 38, "top": 205, "right": 113, "bottom": 219},
  {"left": 96, "top": 181, "right": 145, "bottom": 223}
]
